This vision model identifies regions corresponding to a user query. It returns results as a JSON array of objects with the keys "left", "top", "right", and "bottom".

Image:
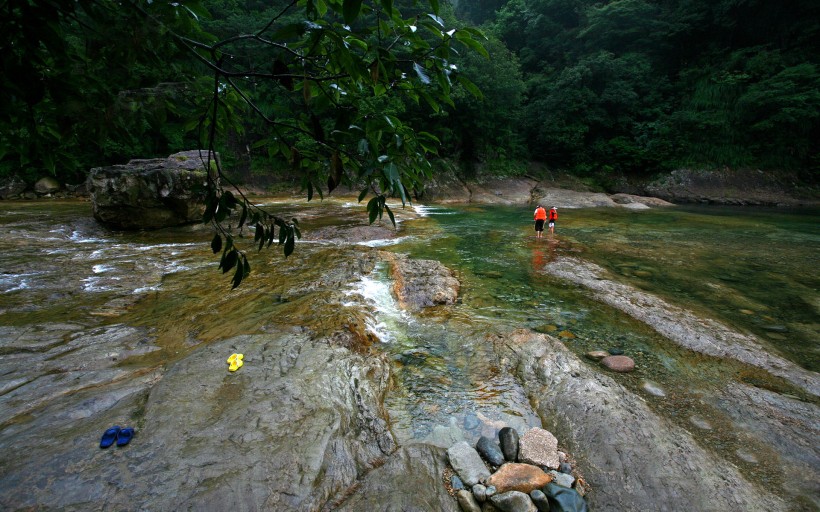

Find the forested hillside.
[{"left": 2, "top": 0, "right": 818, "bottom": 189}]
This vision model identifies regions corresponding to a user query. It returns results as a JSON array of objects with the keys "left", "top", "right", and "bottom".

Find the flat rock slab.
[
  {"left": 384, "top": 252, "right": 460, "bottom": 310},
  {"left": 0, "top": 332, "right": 396, "bottom": 511}
]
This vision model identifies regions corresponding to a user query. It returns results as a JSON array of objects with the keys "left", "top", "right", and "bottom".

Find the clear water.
[{"left": 1, "top": 199, "right": 817, "bottom": 497}]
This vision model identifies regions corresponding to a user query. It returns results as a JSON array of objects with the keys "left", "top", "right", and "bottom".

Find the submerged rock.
[
  {"left": 601, "top": 355, "right": 636, "bottom": 373},
  {"left": 383, "top": 252, "right": 460, "bottom": 310}
]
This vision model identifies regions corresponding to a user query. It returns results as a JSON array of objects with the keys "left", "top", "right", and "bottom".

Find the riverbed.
[{"left": 0, "top": 198, "right": 817, "bottom": 510}]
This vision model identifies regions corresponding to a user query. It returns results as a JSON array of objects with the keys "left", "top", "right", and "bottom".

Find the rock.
[
  {"left": 558, "top": 330, "right": 576, "bottom": 339},
  {"left": 464, "top": 411, "right": 481, "bottom": 430},
  {"left": 621, "top": 202, "right": 651, "bottom": 210},
  {"left": 640, "top": 380, "right": 666, "bottom": 397},
  {"left": 339, "top": 444, "right": 460, "bottom": 511},
  {"left": 457, "top": 489, "right": 482, "bottom": 512},
  {"left": 607, "top": 347, "right": 624, "bottom": 355},
  {"left": 518, "top": 428, "right": 560, "bottom": 469},
  {"left": 689, "top": 415, "right": 713, "bottom": 430},
  {"left": 34, "top": 176, "right": 61, "bottom": 195},
  {"left": 542, "top": 256, "right": 820, "bottom": 396},
  {"left": 494, "top": 329, "right": 789, "bottom": 511},
  {"left": 585, "top": 350, "right": 609, "bottom": 361},
  {"left": 558, "top": 462, "right": 573, "bottom": 474},
  {"left": 0, "top": 175, "right": 27, "bottom": 199},
  {"left": 88, "top": 150, "right": 217, "bottom": 229},
  {"left": 530, "top": 489, "right": 551, "bottom": 512},
  {"left": 473, "top": 484, "right": 488, "bottom": 502},
  {"left": 763, "top": 325, "right": 789, "bottom": 333},
  {"left": 499, "top": 427, "right": 520, "bottom": 462},
  {"left": 448, "top": 441, "right": 492, "bottom": 486},
  {"left": 489, "top": 490, "right": 538, "bottom": 512},
  {"left": 485, "top": 463, "right": 553, "bottom": 494},
  {"left": 476, "top": 436, "right": 505, "bottom": 467},
  {"left": 610, "top": 193, "right": 675, "bottom": 207},
  {"left": 532, "top": 187, "right": 618, "bottom": 208},
  {"left": 601, "top": 355, "right": 635, "bottom": 373},
  {"left": 541, "top": 482, "right": 588, "bottom": 512},
  {"left": 383, "top": 253, "right": 460, "bottom": 310},
  {"left": 0, "top": 332, "right": 399, "bottom": 511},
  {"left": 548, "top": 470, "right": 575, "bottom": 488},
  {"left": 485, "top": 485, "right": 497, "bottom": 497},
  {"left": 452, "top": 475, "right": 465, "bottom": 491}
]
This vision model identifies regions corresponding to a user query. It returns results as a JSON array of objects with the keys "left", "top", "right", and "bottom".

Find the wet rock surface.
[
  {"left": 337, "top": 444, "right": 460, "bottom": 511},
  {"left": 543, "top": 256, "right": 820, "bottom": 397},
  {"left": 0, "top": 332, "right": 396, "bottom": 511},
  {"left": 88, "top": 150, "right": 216, "bottom": 229},
  {"left": 383, "top": 252, "right": 460, "bottom": 310},
  {"left": 495, "top": 329, "right": 788, "bottom": 511}
]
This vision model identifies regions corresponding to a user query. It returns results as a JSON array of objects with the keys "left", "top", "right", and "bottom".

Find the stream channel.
[{"left": 0, "top": 199, "right": 818, "bottom": 508}]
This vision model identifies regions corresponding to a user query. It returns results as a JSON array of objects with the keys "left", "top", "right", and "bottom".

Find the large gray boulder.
[{"left": 88, "top": 150, "right": 217, "bottom": 229}]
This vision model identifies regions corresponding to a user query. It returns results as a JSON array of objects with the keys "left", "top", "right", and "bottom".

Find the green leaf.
[
  {"left": 211, "top": 233, "right": 222, "bottom": 254},
  {"left": 455, "top": 34, "right": 489, "bottom": 58},
  {"left": 222, "top": 249, "right": 238, "bottom": 274},
  {"left": 343, "top": 0, "right": 363, "bottom": 24},
  {"left": 237, "top": 204, "right": 248, "bottom": 229},
  {"left": 385, "top": 203, "right": 396, "bottom": 227},
  {"left": 428, "top": 0, "right": 440, "bottom": 15},
  {"left": 231, "top": 257, "right": 244, "bottom": 289},
  {"left": 284, "top": 228, "right": 295, "bottom": 257},
  {"left": 456, "top": 75, "right": 483, "bottom": 100},
  {"left": 380, "top": 0, "right": 393, "bottom": 14},
  {"left": 358, "top": 188, "right": 368, "bottom": 202},
  {"left": 367, "top": 196, "right": 379, "bottom": 224}
]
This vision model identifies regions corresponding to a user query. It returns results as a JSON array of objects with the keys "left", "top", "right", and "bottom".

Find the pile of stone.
[{"left": 447, "top": 427, "right": 588, "bottom": 512}]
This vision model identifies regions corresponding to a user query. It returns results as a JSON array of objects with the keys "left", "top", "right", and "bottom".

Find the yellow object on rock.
[{"left": 227, "top": 353, "right": 244, "bottom": 372}]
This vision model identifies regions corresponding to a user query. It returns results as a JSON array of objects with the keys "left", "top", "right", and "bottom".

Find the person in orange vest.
[
  {"left": 548, "top": 206, "right": 558, "bottom": 235},
  {"left": 533, "top": 205, "right": 547, "bottom": 238}
]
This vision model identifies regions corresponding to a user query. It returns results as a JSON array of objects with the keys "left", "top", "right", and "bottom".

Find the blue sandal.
[
  {"left": 116, "top": 427, "right": 135, "bottom": 447},
  {"left": 99, "top": 426, "right": 121, "bottom": 449}
]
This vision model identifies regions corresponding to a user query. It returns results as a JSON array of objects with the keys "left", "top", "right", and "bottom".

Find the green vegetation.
[{"left": 3, "top": 0, "right": 818, "bottom": 189}]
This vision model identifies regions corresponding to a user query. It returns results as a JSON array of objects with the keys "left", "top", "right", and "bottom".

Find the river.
[{"left": 0, "top": 198, "right": 817, "bottom": 508}]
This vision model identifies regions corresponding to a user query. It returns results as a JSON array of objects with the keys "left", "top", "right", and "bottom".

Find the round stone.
[
  {"left": 585, "top": 350, "right": 609, "bottom": 361},
  {"left": 601, "top": 355, "right": 635, "bottom": 373},
  {"left": 608, "top": 347, "right": 625, "bottom": 355}
]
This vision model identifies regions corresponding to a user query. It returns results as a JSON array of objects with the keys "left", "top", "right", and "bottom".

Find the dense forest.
[{"left": 2, "top": 0, "right": 818, "bottom": 190}]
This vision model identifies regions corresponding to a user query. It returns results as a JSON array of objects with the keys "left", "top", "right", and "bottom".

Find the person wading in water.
[
  {"left": 548, "top": 207, "right": 558, "bottom": 235},
  {"left": 533, "top": 205, "right": 547, "bottom": 238}
]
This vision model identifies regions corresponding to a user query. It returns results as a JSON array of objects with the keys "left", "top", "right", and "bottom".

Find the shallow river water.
[{"left": 1, "top": 199, "right": 818, "bottom": 504}]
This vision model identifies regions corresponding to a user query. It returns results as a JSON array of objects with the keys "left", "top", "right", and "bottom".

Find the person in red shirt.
[
  {"left": 548, "top": 207, "right": 558, "bottom": 235},
  {"left": 533, "top": 205, "right": 547, "bottom": 238}
]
